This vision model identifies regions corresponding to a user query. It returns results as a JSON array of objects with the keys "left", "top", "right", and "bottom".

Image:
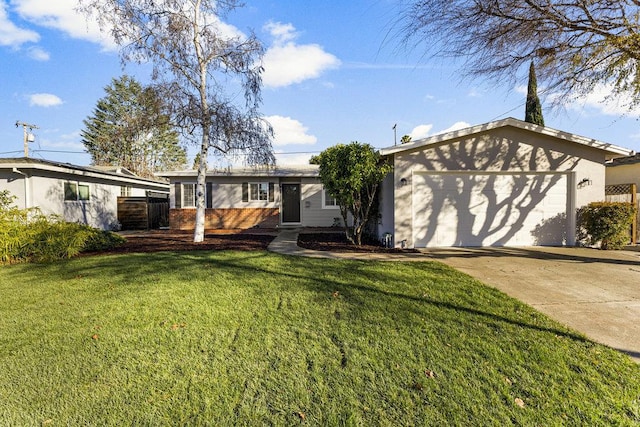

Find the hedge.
[{"left": 578, "top": 201, "right": 636, "bottom": 250}]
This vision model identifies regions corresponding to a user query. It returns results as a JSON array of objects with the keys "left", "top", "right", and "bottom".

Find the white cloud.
[
  {"left": 437, "top": 121, "right": 471, "bottom": 134},
  {"left": 275, "top": 151, "right": 314, "bottom": 166},
  {"left": 0, "top": 1, "right": 39, "bottom": 47},
  {"left": 266, "top": 115, "right": 317, "bottom": 146},
  {"left": 409, "top": 124, "right": 433, "bottom": 140},
  {"left": 571, "top": 84, "right": 640, "bottom": 118},
  {"left": 13, "top": 0, "right": 116, "bottom": 50},
  {"left": 29, "top": 93, "right": 63, "bottom": 107},
  {"left": 262, "top": 21, "right": 340, "bottom": 88},
  {"left": 409, "top": 121, "right": 471, "bottom": 140},
  {"left": 514, "top": 81, "right": 640, "bottom": 118},
  {"left": 27, "top": 45, "right": 49, "bottom": 60},
  {"left": 467, "top": 88, "right": 484, "bottom": 98},
  {"left": 264, "top": 21, "right": 296, "bottom": 43}
]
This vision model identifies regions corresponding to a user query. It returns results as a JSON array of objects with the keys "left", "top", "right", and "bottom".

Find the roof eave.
[
  {"left": 1, "top": 161, "right": 169, "bottom": 188},
  {"left": 379, "top": 117, "right": 634, "bottom": 158}
]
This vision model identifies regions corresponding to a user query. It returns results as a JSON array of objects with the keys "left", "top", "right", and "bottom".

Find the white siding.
[
  {"left": 0, "top": 165, "right": 168, "bottom": 230},
  {"left": 389, "top": 126, "right": 607, "bottom": 248},
  {"left": 300, "top": 178, "right": 343, "bottom": 227}
]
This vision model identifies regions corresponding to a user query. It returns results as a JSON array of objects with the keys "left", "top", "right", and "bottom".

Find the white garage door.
[{"left": 413, "top": 172, "right": 569, "bottom": 247}]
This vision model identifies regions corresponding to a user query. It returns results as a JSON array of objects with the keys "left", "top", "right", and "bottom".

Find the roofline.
[
  {"left": 156, "top": 166, "right": 320, "bottom": 178},
  {"left": 606, "top": 153, "right": 640, "bottom": 167},
  {"left": 0, "top": 158, "right": 169, "bottom": 189},
  {"left": 380, "top": 117, "right": 634, "bottom": 158}
]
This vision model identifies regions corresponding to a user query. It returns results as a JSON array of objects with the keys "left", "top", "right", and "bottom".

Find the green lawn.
[{"left": 0, "top": 251, "right": 638, "bottom": 425}]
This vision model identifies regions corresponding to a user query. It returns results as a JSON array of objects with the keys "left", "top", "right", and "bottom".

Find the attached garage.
[
  {"left": 412, "top": 172, "right": 571, "bottom": 247},
  {"left": 378, "top": 118, "right": 633, "bottom": 248}
]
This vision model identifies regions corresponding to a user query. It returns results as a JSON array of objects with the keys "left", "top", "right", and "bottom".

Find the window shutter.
[
  {"left": 269, "top": 182, "right": 275, "bottom": 202},
  {"left": 242, "top": 182, "right": 249, "bottom": 202},
  {"left": 174, "top": 182, "right": 181, "bottom": 208},
  {"left": 206, "top": 182, "right": 213, "bottom": 209}
]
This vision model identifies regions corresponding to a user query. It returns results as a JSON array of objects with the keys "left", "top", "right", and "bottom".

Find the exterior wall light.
[
  {"left": 400, "top": 178, "right": 408, "bottom": 186},
  {"left": 578, "top": 178, "right": 592, "bottom": 188}
]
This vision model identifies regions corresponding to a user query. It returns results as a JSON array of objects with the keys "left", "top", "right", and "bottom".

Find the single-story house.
[
  {"left": 605, "top": 153, "right": 640, "bottom": 242},
  {"left": 156, "top": 166, "right": 343, "bottom": 230},
  {"left": 377, "top": 118, "right": 633, "bottom": 248},
  {"left": 0, "top": 157, "right": 169, "bottom": 230},
  {"left": 606, "top": 153, "right": 640, "bottom": 191}
]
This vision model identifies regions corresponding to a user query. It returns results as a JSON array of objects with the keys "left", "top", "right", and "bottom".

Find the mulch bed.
[
  {"left": 85, "top": 230, "right": 418, "bottom": 255},
  {"left": 297, "top": 233, "right": 419, "bottom": 253},
  {"left": 86, "top": 232, "right": 276, "bottom": 255}
]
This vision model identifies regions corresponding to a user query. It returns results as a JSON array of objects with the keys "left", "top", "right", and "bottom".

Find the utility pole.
[
  {"left": 393, "top": 123, "right": 397, "bottom": 146},
  {"left": 15, "top": 121, "right": 39, "bottom": 157}
]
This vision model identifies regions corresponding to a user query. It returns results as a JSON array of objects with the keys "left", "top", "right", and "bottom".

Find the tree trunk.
[
  {"left": 193, "top": 1, "right": 208, "bottom": 244},
  {"left": 193, "top": 140, "right": 208, "bottom": 242}
]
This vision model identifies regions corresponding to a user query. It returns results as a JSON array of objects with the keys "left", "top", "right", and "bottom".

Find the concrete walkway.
[
  {"left": 267, "top": 228, "right": 426, "bottom": 261},
  {"left": 268, "top": 230, "right": 640, "bottom": 363}
]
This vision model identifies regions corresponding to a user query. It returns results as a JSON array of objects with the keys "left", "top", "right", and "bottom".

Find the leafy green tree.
[
  {"left": 525, "top": 62, "right": 544, "bottom": 126},
  {"left": 400, "top": 135, "right": 412, "bottom": 144},
  {"left": 79, "top": 0, "right": 274, "bottom": 242},
  {"left": 81, "top": 75, "right": 186, "bottom": 178},
  {"left": 398, "top": 1, "right": 640, "bottom": 109},
  {"left": 311, "top": 142, "right": 392, "bottom": 245}
]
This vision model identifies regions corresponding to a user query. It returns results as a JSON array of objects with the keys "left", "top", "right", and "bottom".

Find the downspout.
[{"left": 12, "top": 168, "right": 30, "bottom": 210}]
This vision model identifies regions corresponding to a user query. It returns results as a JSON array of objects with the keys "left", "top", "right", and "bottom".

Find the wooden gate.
[
  {"left": 117, "top": 195, "right": 169, "bottom": 230},
  {"left": 605, "top": 183, "right": 637, "bottom": 244}
]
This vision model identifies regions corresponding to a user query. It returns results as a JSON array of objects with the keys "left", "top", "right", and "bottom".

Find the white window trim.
[
  {"left": 120, "top": 185, "right": 132, "bottom": 197},
  {"left": 322, "top": 187, "right": 339, "bottom": 209},
  {"left": 182, "top": 182, "right": 197, "bottom": 208},
  {"left": 249, "top": 182, "right": 269, "bottom": 202},
  {"left": 64, "top": 182, "right": 90, "bottom": 202}
]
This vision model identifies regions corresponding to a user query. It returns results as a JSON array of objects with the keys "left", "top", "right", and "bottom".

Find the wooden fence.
[
  {"left": 117, "top": 195, "right": 169, "bottom": 230},
  {"left": 604, "top": 183, "right": 637, "bottom": 244}
]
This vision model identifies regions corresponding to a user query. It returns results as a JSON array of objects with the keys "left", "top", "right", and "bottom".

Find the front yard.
[{"left": 0, "top": 251, "right": 638, "bottom": 425}]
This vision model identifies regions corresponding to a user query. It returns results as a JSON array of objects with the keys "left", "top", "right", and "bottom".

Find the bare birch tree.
[
  {"left": 397, "top": 0, "right": 640, "bottom": 108},
  {"left": 78, "top": 0, "right": 274, "bottom": 242}
]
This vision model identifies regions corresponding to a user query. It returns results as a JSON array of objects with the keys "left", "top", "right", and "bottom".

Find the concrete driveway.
[{"left": 423, "top": 247, "right": 640, "bottom": 363}]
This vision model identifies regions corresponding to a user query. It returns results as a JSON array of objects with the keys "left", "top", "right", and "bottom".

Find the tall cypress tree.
[{"left": 525, "top": 61, "right": 545, "bottom": 126}]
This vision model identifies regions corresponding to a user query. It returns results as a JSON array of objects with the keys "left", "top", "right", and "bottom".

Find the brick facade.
[{"left": 169, "top": 208, "right": 280, "bottom": 230}]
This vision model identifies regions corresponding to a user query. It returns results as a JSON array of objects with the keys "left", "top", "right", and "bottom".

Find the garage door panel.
[{"left": 413, "top": 173, "right": 568, "bottom": 247}]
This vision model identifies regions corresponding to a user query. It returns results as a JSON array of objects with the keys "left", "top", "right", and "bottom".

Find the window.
[
  {"left": 322, "top": 188, "right": 339, "bottom": 209},
  {"left": 78, "top": 185, "right": 90, "bottom": 201},
  {"left": 120, "top": 186, "right": 132, "bottom": 197},
  {"left": 249, "top": 182, "right": 269, "bottom": 201},
  {"left": 242, "top": 182, "right": 274, "bottom": 203},
  {"left": 182, "top": 183, "right": 196, "bottom": 207},
  {"left": 64, "top": 182, "right": 90, "bottom": 201}
]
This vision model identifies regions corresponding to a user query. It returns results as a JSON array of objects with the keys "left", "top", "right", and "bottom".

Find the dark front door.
[{"left": 281, "top": 183, "right": 301, "bottom": 223}]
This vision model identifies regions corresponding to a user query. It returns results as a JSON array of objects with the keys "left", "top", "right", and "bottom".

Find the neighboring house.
[
  {"left": 605, "top": 153, "right": 640, "bottom": 242},
  {"left": 377, "top": 118, "right": 633, "bottom": 248},
  {"left": 156, "top": 166, "right": 343, "bottom": 230},
  {"left": 0, "top": 157, "right": 169, "bottom": 230},
  {"left": 606, "top": 153, "right": 640, "bottom": 191}
]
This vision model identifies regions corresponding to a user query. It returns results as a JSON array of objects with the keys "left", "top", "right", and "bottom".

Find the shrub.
[
  {"left": 0, "top": 192, "right": 125, "bottom": 263},
  {"left": 578, "top": 202, "right": 636, "bottom": 250},
  {"left": 83, "top": 228, "right": 127, "bottom": 252}
]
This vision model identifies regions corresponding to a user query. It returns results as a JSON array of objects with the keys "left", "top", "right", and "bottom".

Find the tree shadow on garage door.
[{"left": 411, "top": 136, "right": 580, "bottom": 247}]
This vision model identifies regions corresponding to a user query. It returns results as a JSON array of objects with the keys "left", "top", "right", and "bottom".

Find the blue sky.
[{"left": 1, "top": 0, "right": 639, "bottom": 168}]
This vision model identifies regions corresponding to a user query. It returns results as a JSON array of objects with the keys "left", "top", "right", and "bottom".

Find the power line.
[{"left": 32, "top": 149, "right": 87, "bottom": 154}]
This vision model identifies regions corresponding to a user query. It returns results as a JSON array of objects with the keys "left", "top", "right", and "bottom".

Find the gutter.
[{"left": 12, "top": 167, "right": 30, "bottom": 210}]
